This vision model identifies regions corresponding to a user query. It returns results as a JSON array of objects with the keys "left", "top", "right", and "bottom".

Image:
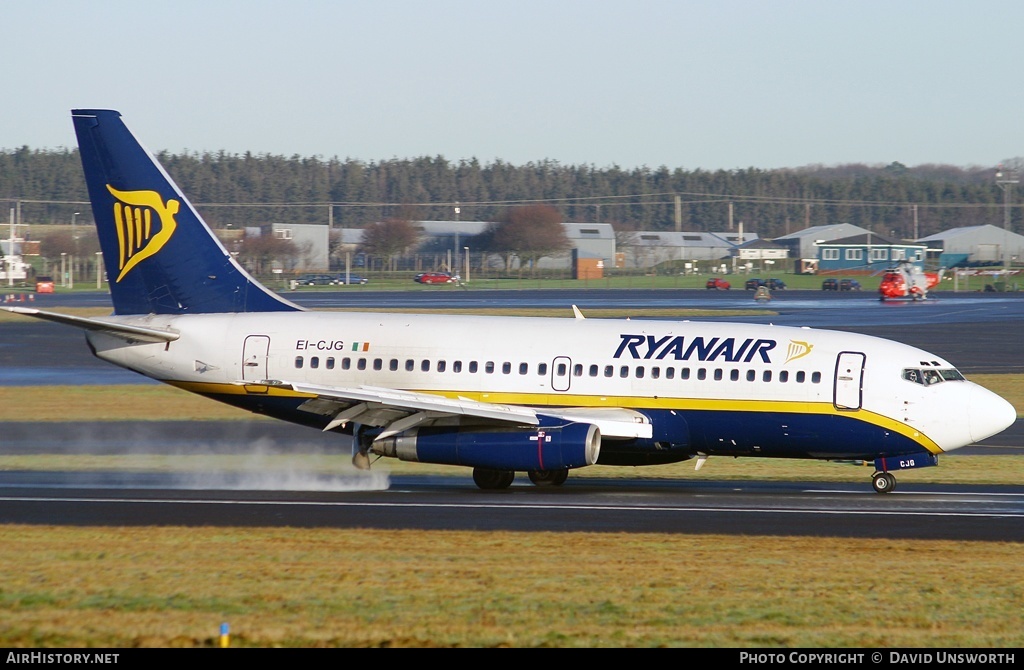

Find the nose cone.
[{"left": 968, "top": 384, "right": 1018, "bottom": 443}]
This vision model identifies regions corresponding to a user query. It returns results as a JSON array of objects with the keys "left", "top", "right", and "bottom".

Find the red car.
[
  {"left": 705, "top": 277, "right": 730, "bottom": 290},
  {"left": 415, "top": 272, "right": 455, "bottom": 284}
]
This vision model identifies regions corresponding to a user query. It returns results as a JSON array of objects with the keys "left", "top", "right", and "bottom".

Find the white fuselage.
[{"left": 84, "top": 311, "right": 1016, "bottom": 460}]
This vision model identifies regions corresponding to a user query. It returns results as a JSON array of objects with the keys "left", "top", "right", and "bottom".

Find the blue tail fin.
[{"left": 72, "top": 109, "right": 301, "bottom": 315}]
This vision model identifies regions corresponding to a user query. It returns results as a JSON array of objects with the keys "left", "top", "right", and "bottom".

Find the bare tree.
[
  {"left": 359, "top": 217, "right": 420, "bottom": 271},
  {"left": 237, "top": 234, "right": 299, "bottom": 275},
  {"left": 485, "top": 204, "right": 570, "bottom": 275}
]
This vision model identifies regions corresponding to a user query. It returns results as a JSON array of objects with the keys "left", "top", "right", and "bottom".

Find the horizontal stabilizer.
[{"left": 3, "top": 306, "right": 179, "bottom": 343}]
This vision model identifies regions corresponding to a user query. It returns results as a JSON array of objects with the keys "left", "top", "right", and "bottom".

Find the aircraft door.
[
  {"left": 551, "top": 356, "right": 571, "bottom": 392},
  {"left": 242, "top": 335, "right": 271, "bottom": 382},
  {"left": 834, "top": 351, "right": 865, "bottom": 410}
]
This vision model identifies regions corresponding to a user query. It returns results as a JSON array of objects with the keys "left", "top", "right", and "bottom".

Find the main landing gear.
[
  {"left": 472, "top": 467, "right": 569, "bottom": 490},
  {"left": 872, "top": 471, "right": 897, "bottom": 494}
]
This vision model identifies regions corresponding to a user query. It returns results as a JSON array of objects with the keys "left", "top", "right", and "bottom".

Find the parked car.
[
  {"left": 821, "top": 278, "right": 839, "bottom": 291},
  {"left": 333, "top": 274, "right": 369, "bottom": 285},
  {"left": 35, "top": 276, "right": 54, "bottom": 293},
  {"left": 296, "top": 274, "right": 336, "bottom": 286},
  {"left": 415, "top": 272, "right": 456, "bottom": 284},
  {"left": 839, "top": 278, "right": 862, "bottom": 291},
  {"left": 745, "top": 278, "right": 786, "bottom": 290},
  {"left": 705, "top": 277, "right": 731, "bottom": 290}
]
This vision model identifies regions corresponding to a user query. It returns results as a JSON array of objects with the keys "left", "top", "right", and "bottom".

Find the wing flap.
[{"left": 283, "top": 381, "right": 540, "bottom": 434}]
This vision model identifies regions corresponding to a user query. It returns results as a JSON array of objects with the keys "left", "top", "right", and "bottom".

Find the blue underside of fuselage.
[{"left": 201, "top": 392, "right": 933, "bottom": 467}]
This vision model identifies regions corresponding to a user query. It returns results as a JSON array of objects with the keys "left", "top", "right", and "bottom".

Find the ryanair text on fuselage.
[{"left": 614, "top": 334, "right": 782, "bottom": 364}]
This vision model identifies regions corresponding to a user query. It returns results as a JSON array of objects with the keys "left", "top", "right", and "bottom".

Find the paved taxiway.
[{"left": 2, "top": 288, "right": 1022, "bottom": 538}]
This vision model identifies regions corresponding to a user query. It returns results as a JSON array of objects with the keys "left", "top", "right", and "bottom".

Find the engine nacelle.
[{"left": 371, "top": 422, "right": 601, "bottom": 471}]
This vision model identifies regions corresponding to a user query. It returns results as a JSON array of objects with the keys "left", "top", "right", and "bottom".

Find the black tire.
[
  {"left": 872, "top": 472, "right": 896, "bottom": 494},
  {"left": 473, "top": 468, "right": 515, "bottom": 490},
  {"left": 528, "top": 468, "right": 569, "bottom": 487}
]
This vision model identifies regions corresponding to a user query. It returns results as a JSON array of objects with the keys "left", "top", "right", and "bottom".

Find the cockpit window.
[{"left": 902, "top": 368, "right": 964, "bottom": 385}]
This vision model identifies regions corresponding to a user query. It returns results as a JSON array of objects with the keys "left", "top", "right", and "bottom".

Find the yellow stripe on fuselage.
[{"left": 167, "top": 380, "right": 942, "bottom": 455}]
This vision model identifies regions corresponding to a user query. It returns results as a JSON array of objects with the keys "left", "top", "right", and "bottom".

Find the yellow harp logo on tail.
[{"left": 107, "top": 185, "right": 180, "bottom": 282}]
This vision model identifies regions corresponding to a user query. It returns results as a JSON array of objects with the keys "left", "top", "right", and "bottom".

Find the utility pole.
[
  {"left": 453, "top": 202, "right": 461, "bottom": 271},
  {"left": 996, "top": 167, "right": 1018, "bottom": 270}
]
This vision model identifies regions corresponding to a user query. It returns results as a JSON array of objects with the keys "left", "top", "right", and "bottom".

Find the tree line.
[{"left": 1, "top": 145, "right": 1020, "bottom": 240}]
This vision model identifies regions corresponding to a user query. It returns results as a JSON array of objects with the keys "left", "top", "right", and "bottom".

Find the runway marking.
[{"left": 2, "top": 496, "right": 1024, "bottom": 519}]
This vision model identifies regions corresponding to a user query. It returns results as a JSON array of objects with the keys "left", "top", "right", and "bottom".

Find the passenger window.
[
  {"left": 295, "top": 356, "right": 304, "bottom": 368},
  {"left": 502, "top": 362, "right": 511, "bottom": 374},
  {"left": 373, "top": 358, "right": 382, "bottom": 371},
  {"left": 437, "top": 361, "right": 446, "bottom": 372},
  {"left": 730, "top": 369, "right": 739, "bottom": 381},
  {"left": 390, "top": 359, "right": 398, "bottom": 371},
  {"left": 762, "top": 370, "right": 772, "bottom": 382},
  {"left": 357, "top": 359, "right": 367, "bottom": 371},
  {"left": 342, "top": 358, "right": 351, "bottom": 370},
  {"left": 635, "top": 366, "right": 645, "bottom": 379},
  {"left": 326, "top": 357, "right": 335, "bottom": 370},
  {"left": 421, "top": 360, "right": 430, "bottom": 372},
  {"left": 713, "top": 369, "right": 722, "bottom": 381},
  {"left": 469, "top": 361, "right": 478, "bottom": 373},
  {"left": 779, "top": 371, "right": 789, "bottom": 383},
  {"left": 405, "top": 359, "right": 414, "bottom": 371},
  {"left": 485, "top": 361, "right": 495, "bottom": 374},
  {"left": 310, "top": 356, "right": 319, "bottom": 369},
  {"left": 573, "top": 364, "right": 583, "bottom": 377},
  {"left": 811, "top": 372, "right": 821, "bottom": 383},
  {"left": 746, "top": 370, "right": 755, "bottom": 382},
  {"left": 538, "top": 363, "right": 548, "bottom": 375},
  {"left": 589, "top": 365, "right": 598, "bottom": 377},
  {"left": 666, "top": 368, "right": 675, "bottom": 380},
  {"left": 651, "top": 367, "right": 660, "bottom": 379},
  {"left": 697, "top": 369, "right": 706, "bottom": 381},
  {"left": 604, "top": 365, "right": 613, "bottom": 378},
  {"left": 680, "top": 368, "right": 689, "bottom": 380},
  {"left": 796, "top": 371, "right": 805, "bottom": 383},
  {"left": 520, "top": 363, "right": 529, "bottom": 375},
  {"left": 454, "top": 361, "right": 463, "bottom": 373}
]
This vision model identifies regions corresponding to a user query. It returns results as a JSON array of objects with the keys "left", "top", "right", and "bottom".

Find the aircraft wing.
[
  {"left": 3, "top": 306, "right": 180, "bottom": 343},
  {"left": 283, "top": 381, "right": 540, "bottom": 440},
  {"left": 278, "top": 381, "right": 651, "bottom": 441}
]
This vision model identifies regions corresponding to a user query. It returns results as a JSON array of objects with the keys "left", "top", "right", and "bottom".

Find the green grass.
[{"left": 0, "top": 526, "right": 1022, "bottom": 648}]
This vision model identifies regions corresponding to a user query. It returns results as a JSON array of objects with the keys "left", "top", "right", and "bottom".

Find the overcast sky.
[{"left": 3, "top": 0, "right": 1022, "bottom": 171}]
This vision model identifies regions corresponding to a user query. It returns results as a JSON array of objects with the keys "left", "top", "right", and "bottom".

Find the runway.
[
  {"left": 2, "top": 288, "right": 1022, "bottom": 539},
  {"left": 2, "top": 473, "right": 1023, "bottom": 541}
]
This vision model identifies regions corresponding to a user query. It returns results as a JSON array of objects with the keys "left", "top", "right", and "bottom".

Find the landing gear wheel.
[
  {"left": 872, "top": 472, "right": 897, "bottom": 494},
  {"left": 473, "top": 468, "right": 515, "bottom": 490},
  {"left": 528, "top": 468, "right": 569, "bottom": 487}
]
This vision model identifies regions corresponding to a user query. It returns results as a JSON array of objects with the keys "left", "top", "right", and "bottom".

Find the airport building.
[
  {"left": 916, "top": 224, "right": 1024, "bottom": 267},
  {"left": 814, "top": 232, "right": 927, "bottom": 274}
]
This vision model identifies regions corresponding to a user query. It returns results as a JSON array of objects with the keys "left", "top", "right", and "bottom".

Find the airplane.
[
  {"left": 878, "top": 259, "right": 942, "bottom": 302},
  {"left": 4, "top": 109, "right": 1017, "bottom": 494}
]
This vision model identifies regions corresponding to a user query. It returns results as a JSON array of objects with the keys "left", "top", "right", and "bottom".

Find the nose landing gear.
[{"left": 872, "top": 471, "right": 897, "bottom": 494}]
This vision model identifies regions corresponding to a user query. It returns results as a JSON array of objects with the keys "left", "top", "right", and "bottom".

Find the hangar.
[{"left": 917, "top": 224, "right": 1024, "bottom": 267}]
